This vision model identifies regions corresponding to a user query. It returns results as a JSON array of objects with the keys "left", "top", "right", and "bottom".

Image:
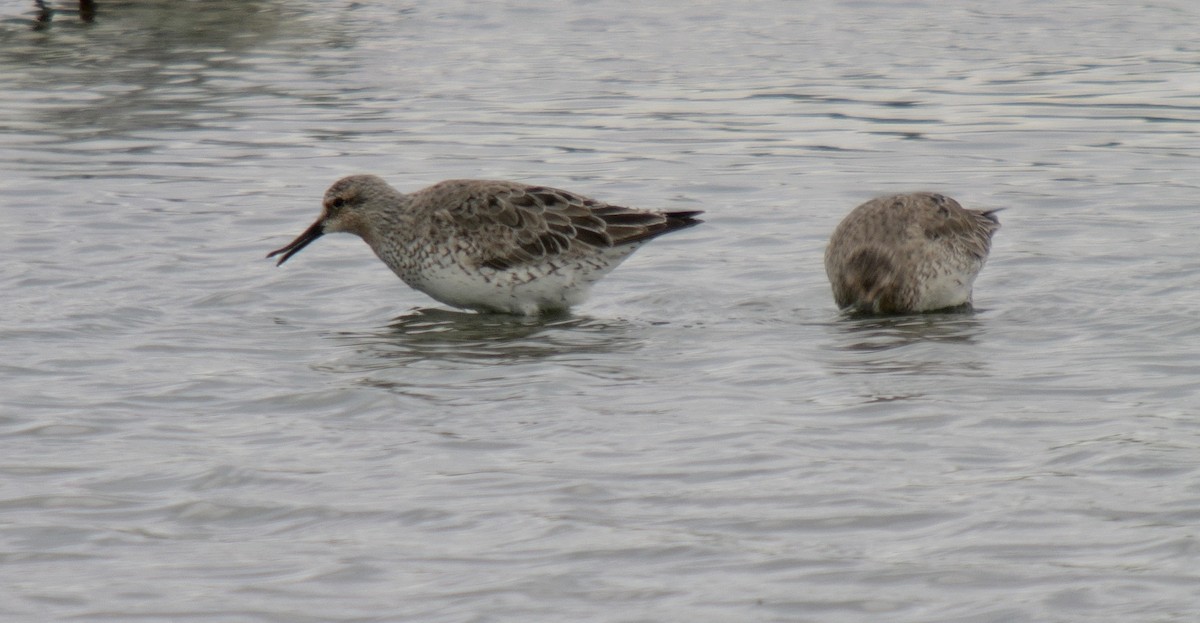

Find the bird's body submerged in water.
[
  {"left": 268, "top": 175, "right": 703, "bottom": 315},
  {"left": 824, "top": 192, "right": 1000, "bottom": 314}
]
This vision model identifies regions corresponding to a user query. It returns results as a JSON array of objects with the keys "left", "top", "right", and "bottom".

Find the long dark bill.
[{"left": 266, "top": 219, "right": 325, "bottom": 266}]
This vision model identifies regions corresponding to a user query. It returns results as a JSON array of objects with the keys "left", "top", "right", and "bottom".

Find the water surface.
[{"left": 2, "top": 1, "right": 1198, "bottom": 621}]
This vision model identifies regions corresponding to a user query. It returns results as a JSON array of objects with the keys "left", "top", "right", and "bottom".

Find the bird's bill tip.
[{"left": 266, "top": 220, "right": 325, "bottom": 266}]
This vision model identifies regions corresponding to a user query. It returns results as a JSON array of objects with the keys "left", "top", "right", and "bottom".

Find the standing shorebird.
[
  {"left": 824, "top": 192, "right": 1000, "bottom": 314},
  {"left": 268, "top": 175, "right": 703, "bottom": 315}
]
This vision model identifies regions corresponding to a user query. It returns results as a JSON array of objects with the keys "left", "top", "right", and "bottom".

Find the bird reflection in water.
[
  {"left": 323, "top": 308, "right": 643, "bottom": 369},
  {"left": 825, "top": 312, "right": 992, "bottom": 377}
]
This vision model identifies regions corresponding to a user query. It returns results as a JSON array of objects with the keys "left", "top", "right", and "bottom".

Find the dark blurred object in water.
[{"left": 32, "top": 0, "right": 95, "bottom": 29}]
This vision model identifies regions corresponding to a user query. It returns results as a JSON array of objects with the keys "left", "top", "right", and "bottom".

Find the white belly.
[
  {"left": 416, "top": 264, "right": 592, "bottom": 314},
  {"left": 398, "top": 247, "right": 638, "bottom": 314},
  {"left": 913, "top": 261, "right": 983, "bottom": 311}
]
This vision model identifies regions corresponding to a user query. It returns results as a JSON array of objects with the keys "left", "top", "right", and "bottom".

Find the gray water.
[{"left": 2, "top": 1, "right": 1198, "bottom": 621}]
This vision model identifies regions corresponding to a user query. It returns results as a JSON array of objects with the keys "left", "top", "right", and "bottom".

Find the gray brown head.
[{"left": 266, "top": 175, "right": 403, "bottom": 266}]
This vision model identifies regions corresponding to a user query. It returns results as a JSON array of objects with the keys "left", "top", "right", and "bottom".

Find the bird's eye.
[{"left": 330, "top": 197, "right": 347, "bottom": 210}]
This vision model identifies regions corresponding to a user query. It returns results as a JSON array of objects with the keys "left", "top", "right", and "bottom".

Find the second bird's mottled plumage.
[
  {"left": 268, "top": 175, "right": 703, "bottom": 314},
  {"left": 824, "top": 192, "right": 1000, "bottom": 314}
]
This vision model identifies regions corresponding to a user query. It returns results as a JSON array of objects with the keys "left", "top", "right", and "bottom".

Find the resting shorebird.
[
  {"left": 824, "top": 192, "right": 1000, "bottom": 314},
  {"left": 268, "top": 175, "right": 703, "bottom": 315}
]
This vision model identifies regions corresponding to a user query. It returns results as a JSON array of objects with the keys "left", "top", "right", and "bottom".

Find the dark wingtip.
[
  {"left": 980, "top": 207, "right": 1003, "bottom": 225},
  {"left": 664, "top": 210, "right": 705, "bottom": 230},
  {"left": 609, "top": 209, "right": 704, "bottom": 246}
]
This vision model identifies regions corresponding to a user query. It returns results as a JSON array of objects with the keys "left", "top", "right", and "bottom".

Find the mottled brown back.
[{"left": 410, "top": 180, "right": 703, "bottom": 271}]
